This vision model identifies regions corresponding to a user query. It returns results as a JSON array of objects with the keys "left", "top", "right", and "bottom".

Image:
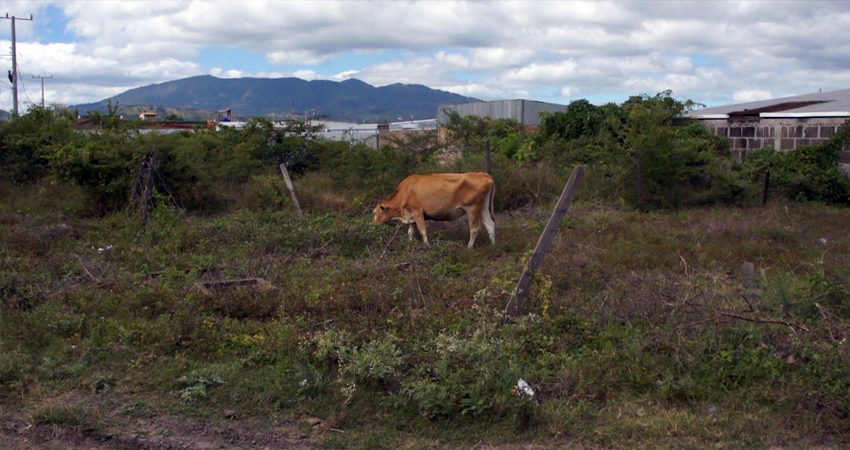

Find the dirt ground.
[{"left": 0, "top": 415, "right": 319, "bottom": 450}]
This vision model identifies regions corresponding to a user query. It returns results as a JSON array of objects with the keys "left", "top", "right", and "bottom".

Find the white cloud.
[
  {"left": 435, "top": 51, "right": 470, "bottom": 69},
  {"left": 441, "top": 83, "right": 518, "bottom": 101},
  {"left": 329, "top": 70, "right": 360, "bottom": 81},
  {"left": 732, "top": 90, "right": 774, "bottom": 103},
  {"left": 468, "top": 48, "right": 537, "bottom": 70},
  {"left": 266, "top": 50, "right": 334, "bottom": 66},
  {"left": 293, "top": 70, "right": 320, "bottom": 81},
  {"left": 255, "top": 71, "right": 285, "bottom": 78},
  {"left": 210, "top": 68, "right": 244, "bottom": 78},
  {"left": 500, "top": 61, "right": 579, "bottom": 85},
  {"left": 559, "top": 87, "right": 576, "bottom": 97},
  {"left": 3, "top": 0, "right": 850, "bottom": 110}
]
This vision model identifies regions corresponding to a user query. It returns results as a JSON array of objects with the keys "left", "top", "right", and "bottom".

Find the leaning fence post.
[
  {"left": 742, "top": 261, "right": 759, "bottom": 311},
  {"left": 504, "top": 166, "right": 585, "bottom": 318},
  {"left": 279, "top": 163, "right": 303, "bottom": 217},
  {"left": 485, "top": 139, "right": 492, "bottom": 175},
  {"left": 762, "top": 169, "right": 771, "bottom": 207},
  {"left": 130, "top": 147, "right": 158, "bottom": 227},
  {"left": 635, "top": 148, "right": 644, "bottom": 211}
]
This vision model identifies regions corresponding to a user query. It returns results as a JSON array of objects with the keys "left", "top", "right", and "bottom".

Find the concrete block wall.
[{"left": 699, "top": 117, "right": 850, "bottom": 162}]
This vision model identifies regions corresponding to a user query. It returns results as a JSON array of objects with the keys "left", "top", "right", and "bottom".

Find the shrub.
[
  {"left": 0, "top": 106, "right": 78, "bottom": 184},
  {"left": 741, "top": 123, "right": 850, "bottom": 205},
  {"left": 619, "top": 93, "right": 748, "bottom": 209}
]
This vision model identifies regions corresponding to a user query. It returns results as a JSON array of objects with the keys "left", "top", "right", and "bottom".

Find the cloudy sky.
[{"left": 2, "top": 0, "right": 850, "bottom": 113}]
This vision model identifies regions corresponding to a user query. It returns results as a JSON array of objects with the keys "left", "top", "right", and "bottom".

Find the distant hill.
[
  {"left": 71, "top": 75, "right": 479, "bottom": 123},
  {"left": 0, "top": 109, "right": 10, "bottom": 122},
  {"left": 106, "top": 105, "right": 222, "bottom": 122}
]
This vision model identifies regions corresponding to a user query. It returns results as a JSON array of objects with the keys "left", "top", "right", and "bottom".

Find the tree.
[{"left": 87, "top": 100, "right": 123, "bottom": 131}]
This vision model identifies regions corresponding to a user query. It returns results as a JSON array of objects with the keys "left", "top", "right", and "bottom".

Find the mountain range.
[{"left": 71, "top": 75, "right": 479, "bottom": 123}]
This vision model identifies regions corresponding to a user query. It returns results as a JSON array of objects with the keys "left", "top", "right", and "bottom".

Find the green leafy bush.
[
  {"left": 0, "top": 106, "right": 78, "bottom": 183},
  {"left": 741, "top": 123, "right": 850, "bottom": 204}
]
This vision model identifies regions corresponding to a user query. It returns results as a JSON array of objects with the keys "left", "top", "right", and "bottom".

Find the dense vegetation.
[{"left": 1, "top": 93, "right": 849, "bottom": 448}]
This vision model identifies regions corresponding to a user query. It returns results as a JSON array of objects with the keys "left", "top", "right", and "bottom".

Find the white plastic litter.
[{"left": 515, "top": 378, "right": 535, "bottom": 398}]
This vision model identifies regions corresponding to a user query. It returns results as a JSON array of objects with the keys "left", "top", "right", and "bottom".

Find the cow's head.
[{"left": 372, "top": 203, "right": 391, "bottom": 225}]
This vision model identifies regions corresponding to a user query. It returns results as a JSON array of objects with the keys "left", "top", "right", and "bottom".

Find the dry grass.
[{"left": 1, "top": 183, "right": 849, "bottom": 448}]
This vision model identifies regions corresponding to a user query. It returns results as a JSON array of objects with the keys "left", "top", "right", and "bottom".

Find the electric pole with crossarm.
[
  {"left": 2, "top": 13, "right": 34, "bottom": 116},
  {"left": 32, "top": 74, "right": 51, "bottom": 107}
]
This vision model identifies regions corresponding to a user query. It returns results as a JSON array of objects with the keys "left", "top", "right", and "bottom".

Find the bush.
[
  {"left": 619, "top": 93, "right": 748, "bottom": 209},
  {"left": 0, "top": 106, "right": 78, "bottom": 184},
  {"left": 741, "top": 123, "right": 850, "bottom": 205},
  {"left": 5, "top": 92, "right": 842, "bottom": 220}
]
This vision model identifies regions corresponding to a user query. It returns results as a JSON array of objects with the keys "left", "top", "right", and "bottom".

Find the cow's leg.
[
  {"left": 482, "top": 186, "right": 496, "bottom": 245},
  {"left": 408, "top": 224, "right": 416, "bottom": 240},
  {"left": 412, "top": 212, "right": 429, "bottom": 247},
  {"left": 464, "top": 205, "right": 482, "bottom": 249}
]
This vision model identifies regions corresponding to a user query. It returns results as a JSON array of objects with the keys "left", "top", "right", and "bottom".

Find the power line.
[{"left": 17, "top": 63, "right": 33, "bottom": 107}]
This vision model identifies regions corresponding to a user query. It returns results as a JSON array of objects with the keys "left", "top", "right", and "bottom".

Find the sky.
[{"left": 2, "top": 0, "right": 850, "bottom": 115}]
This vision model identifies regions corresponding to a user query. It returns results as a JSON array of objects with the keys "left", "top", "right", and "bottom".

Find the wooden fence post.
[
  {"left": 504, "top": 166, "right": 585, "bottom": 319},
  {"left": 635, "top": 148, "right": 644, "bottom": 211},
  {"left": 130, "top": 147, "right": 158, "bottom": 226},
  {"left": 742, "top": 261, "right": 759, "bottom": 311},
  {"left": 762, "top": 170, "right": 771, "bottom": 207},
  {"left": 485, "top": 139, "right": 492, "bottom": 175},
  {"left": 279, "top": 163, "right": 303, "bottom": 217}
]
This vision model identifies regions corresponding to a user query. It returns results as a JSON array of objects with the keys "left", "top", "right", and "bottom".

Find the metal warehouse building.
[
  {"left": 436, "top": 99, "right": 569, "bottom": 128},
  {"left": 684, "top": 89, "right": 850, "bottom": 164}
]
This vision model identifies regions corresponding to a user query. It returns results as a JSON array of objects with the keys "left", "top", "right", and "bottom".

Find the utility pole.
[
  {"left": 32, "top": 74, "right": 51, "bottom": 107},
  {"left": 2, "top": 13, "right": 34, "bottom": 116}
]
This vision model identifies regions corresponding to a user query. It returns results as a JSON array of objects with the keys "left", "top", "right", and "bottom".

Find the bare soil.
[{"left": 1, "top": 414, "right": 318, "bottom": 450}]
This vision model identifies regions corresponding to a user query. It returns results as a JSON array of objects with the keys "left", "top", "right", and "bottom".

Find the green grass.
[{"left": 2, "top": 182, "right": 849, "bottom": 448}]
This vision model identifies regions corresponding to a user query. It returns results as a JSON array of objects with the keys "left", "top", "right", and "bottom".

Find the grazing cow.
[{"left": 372, "top": 172, "right": 495, "bottom": 248}]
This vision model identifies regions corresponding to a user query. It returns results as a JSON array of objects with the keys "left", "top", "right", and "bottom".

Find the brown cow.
[{"left": 372, "top": 172, "right": 495, "bottom": 248}]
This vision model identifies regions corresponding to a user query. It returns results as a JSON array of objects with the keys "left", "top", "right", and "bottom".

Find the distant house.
[
  {"left": 685, "top": 89, "right": 850, "bottom": 163},
  {"left": 139, "top": 111, "right": 157, "bottom": 121},
  {"left": 216, "top": 109, "right": 232, "bottom": 122}
]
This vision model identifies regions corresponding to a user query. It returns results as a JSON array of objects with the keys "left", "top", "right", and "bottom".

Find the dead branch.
[
  {"left": 73, "top": 254, "right": 98, "bottom": 283},
  {"left": 311, "top": 318, "right": 336, "bottom": 329},
  {"left": 815, "top": 303, "right": 839, "bottom": 343},
  {"left": 678, "top": 253, "right": 691, "bottom": 281},
  {"left": 740, "top": 292, "right": 756, "bottom": 312},
  {"left": 195, "top": 277, "right": 273, "bottom": 296},
  {"left": 717, "top": 310, "right": 809, "bottom": 333},
  {"left": 375, "top": 225, "right": 401, "bottom": 264},
  {"left": 673, "top": 315, "right": 727, "bottom": 333}
]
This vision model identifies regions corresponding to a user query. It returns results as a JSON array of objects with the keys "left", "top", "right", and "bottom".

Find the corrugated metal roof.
[{"left": 685, "top": 89, "right": 850, "bottom": 118}]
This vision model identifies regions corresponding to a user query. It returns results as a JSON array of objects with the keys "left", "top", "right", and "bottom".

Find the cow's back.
[{"left": 405, "top": 173, "right": 494, "bottom": 217}]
